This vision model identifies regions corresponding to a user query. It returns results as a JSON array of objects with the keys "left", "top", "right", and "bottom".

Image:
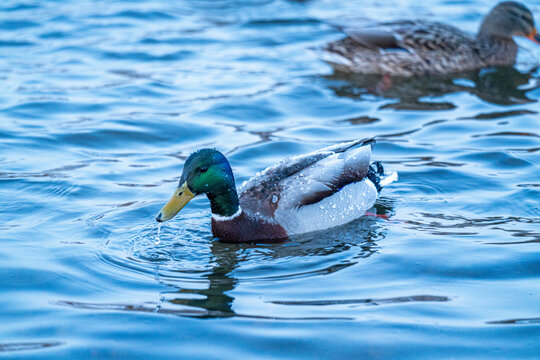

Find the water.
[
  {"left": 155, "top": 223, "right": 161, "bottom": 245},
  {"left": 1, "top": 0, "right": 539, "bottom": 358}
]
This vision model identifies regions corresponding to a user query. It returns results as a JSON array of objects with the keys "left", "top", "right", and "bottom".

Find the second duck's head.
[
  {"left": 156, "top": 149, "right": 237, "bottom": 222},
  {"left": 479, "top": 1, "right": 540, "bottom": 44}
]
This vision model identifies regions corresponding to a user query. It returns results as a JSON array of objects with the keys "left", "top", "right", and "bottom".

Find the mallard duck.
[
  {"left": 323, "top": 1, "right": 540, "bottom": 76},
  {"left": 156, "top": 139, "right": 397, "bottom": 243}
]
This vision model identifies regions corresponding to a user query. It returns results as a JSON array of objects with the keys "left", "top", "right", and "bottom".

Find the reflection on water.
[
  {"left": 62, "top": 210, "right": 393, "bottom": 320},
  {"left": 0, "top": 0, "right": 539, "bottom": 358},
  {"left": 326, "top": 66, "right": 539, "bottom": 110}
]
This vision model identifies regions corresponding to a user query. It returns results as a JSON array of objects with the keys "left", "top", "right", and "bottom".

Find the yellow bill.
[{"left": 156, "top": 181, "right": 195, "bottom": 222}]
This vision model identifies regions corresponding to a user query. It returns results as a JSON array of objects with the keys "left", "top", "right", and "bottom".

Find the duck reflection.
[
  {"left": 59, "top": 200, "right": 450, "bottom": 319},
  {"left": 163, "top": 210, "right": 391, "bottom": 319},
  {"left": 167, "top": 242, "right": 239, "bottom": 318},
  {"left": 326, "top": 66, "right": 539, "bottom": 110}
]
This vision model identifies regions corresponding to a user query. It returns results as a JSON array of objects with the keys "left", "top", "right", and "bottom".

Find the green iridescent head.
[
  {"left": 156, "top": 149, "right": 239, "bottom": 222},
  {"left": 181, "top": 149, "right": 236, "bottom": 195},
  {"left": 480, "top": 2, "right": 540, "bottom": 43}
]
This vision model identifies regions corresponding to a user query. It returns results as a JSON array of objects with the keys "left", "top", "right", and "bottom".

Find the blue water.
[{"left": 1, "top": 0, "right": 539, "bottom": 358}]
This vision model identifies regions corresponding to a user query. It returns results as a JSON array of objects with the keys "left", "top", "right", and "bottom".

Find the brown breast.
[{"left": 211, "top": 211, "right": 288, "bottom": 243}]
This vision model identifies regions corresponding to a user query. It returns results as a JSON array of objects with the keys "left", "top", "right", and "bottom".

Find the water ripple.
[
  {"left": 1, "top": 0, "right": 539, "bottom": 358},
  {"left": 271, "top": 295, "right": 450, "bottom": 306},
  {"left": 0, "top": 342, "right": 63, "bottom": 353}
]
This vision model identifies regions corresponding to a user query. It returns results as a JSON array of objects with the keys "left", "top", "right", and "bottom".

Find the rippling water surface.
[{"left": 1, "top": 0, "right": 539, "bottom": 358}]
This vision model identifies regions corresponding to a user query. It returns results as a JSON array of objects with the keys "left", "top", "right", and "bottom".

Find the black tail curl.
[{"left": 367, "top": 161, "right": 384, "bottom": 193}]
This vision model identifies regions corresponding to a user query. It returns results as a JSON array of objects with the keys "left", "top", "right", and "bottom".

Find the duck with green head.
[
  {"left": 323, "top": 1, "right": 540, "bottom": 76},
  {"left": 156, "top": 139, "right": 397, "bottom": 243}
]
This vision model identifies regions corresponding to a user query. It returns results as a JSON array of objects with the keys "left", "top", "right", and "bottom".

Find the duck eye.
[{"left": 199, "top": 166, "right": 208, "bottom": 173}]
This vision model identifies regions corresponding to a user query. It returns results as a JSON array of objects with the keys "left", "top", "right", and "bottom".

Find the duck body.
[
  {"left": 324, "top": 20, "right": 517, "bottom": 77},
  {"left": 156, "top": 139, "right": 397, "bottom": 243},
  {"left": 323, "top": 2, "right": 540, "bottom": 77}
]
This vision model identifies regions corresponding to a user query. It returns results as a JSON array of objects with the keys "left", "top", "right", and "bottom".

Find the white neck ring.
[{"left": 211, "top": 207, "right": 242, "bottom": 222}]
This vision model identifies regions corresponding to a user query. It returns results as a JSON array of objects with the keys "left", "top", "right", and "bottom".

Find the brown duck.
[
  {"left": 155, "top": 139, "right": 397, "bottom": 243},
  {"left": 323, "top": 1, "right": 540, "bottom": 76}
]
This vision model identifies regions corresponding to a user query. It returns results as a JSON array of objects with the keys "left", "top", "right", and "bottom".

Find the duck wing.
[
  {"left": 239, "top": 138, "right": 375, "bottom": 220},
  {"left": 343, "top": 20, "right": 476, "bottom": 53}
]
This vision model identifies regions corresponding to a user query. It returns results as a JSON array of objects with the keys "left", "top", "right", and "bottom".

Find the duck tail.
[{"left": 367, "top": 161, "right": 398, "bottom": 193}]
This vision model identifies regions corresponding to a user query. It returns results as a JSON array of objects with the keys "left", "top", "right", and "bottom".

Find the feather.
[
  {"left": 239, "top": 138, "right": 375, "bottom": 219},
  {"left": 322, "top": 19, "right": 517, "bottom": 76}
]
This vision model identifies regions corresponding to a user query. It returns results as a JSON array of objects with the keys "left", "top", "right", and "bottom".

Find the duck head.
[
  {"left": 479, "top": 1, "right": 540, "bottom": 44},
  {"left": 156, "top": 149, "right": 239, "bottom": 222}
]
